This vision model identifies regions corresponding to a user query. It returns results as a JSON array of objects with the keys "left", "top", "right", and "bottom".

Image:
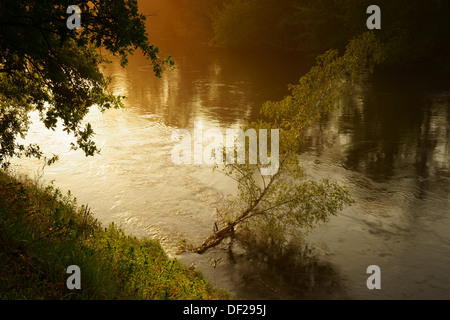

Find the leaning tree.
[{"left": 191, "top": 32, "right": 384, "bottom": 254}]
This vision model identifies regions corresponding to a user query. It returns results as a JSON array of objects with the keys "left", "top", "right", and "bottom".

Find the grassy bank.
[{"left": 0, "top": 170, "right": 230, "bottom": 300}]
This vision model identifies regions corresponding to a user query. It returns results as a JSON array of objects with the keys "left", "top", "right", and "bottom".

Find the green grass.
[{"left": 0, "top": 170, "right": 230, "bottom": 300}]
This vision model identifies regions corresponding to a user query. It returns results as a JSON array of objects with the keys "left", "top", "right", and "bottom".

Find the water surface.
[{"left": 13, "top": 25, "right": 450, "bottom": 299}]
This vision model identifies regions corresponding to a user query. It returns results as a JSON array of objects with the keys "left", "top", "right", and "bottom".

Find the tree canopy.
[
  {"left": 153, "top": 0, "right": 450, "bottom": 70},
  {"left": 191, "top": 32, "right": 384, "bottom": 254},
  {"left": 211, "top": 0, "right": 450, "bottom": 65},
  {"left": 0, "top": 0, "right": 172, "bottom": 168}
]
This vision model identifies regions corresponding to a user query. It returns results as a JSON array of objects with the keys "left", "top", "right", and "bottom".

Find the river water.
[{"left": 12, "top": 19, "right": 450, "bottom": 299}]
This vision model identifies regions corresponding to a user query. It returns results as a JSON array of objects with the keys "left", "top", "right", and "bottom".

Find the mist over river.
[{"left": 12, "top": 19, "right": 450, "bottom": 299}]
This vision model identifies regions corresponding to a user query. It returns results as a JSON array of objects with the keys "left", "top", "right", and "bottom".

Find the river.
[{"left": 11, "top": 17, "right": 450, "bottom": 299}]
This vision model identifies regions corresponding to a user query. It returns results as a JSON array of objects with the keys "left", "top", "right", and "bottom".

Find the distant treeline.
[{"left": 144, "top": 0, "right": 450, "bottom": 70}]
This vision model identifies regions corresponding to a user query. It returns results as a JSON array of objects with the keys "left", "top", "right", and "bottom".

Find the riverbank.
[{"left": 0, "top": 170, "right": 230, "bottom": 300}]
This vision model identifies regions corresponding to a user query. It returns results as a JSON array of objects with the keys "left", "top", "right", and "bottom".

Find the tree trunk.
[{"left": 193, "top": 223, "right": 236, "bottom": 254}]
